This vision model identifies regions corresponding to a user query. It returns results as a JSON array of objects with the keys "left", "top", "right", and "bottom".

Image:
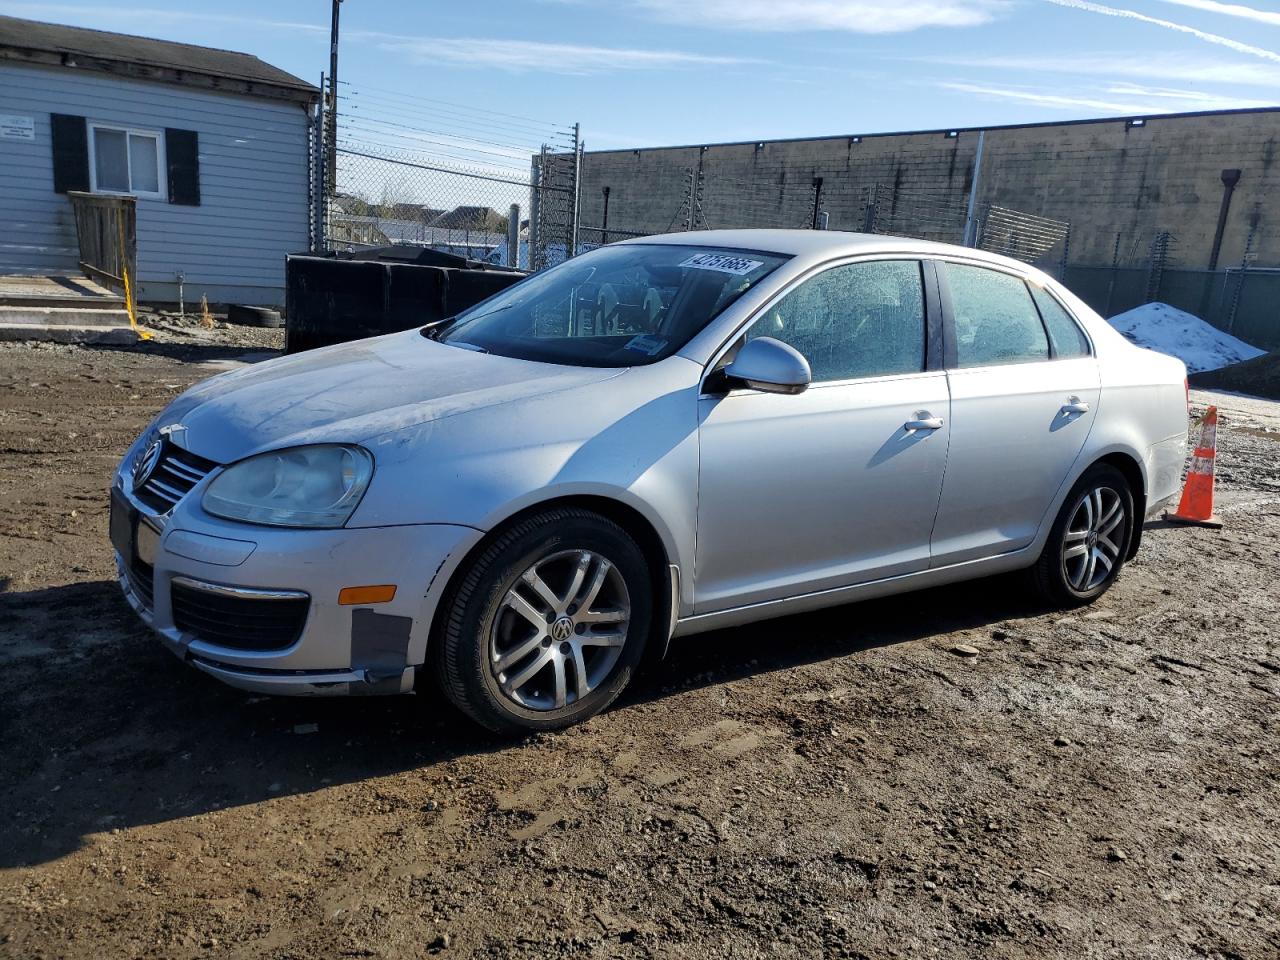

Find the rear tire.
[
  {"left": 434, "top": 509, "right": 652, "bottom": 734},
  {"left": 1031, "top": 463, "right": 1134, "bottom": 608}
]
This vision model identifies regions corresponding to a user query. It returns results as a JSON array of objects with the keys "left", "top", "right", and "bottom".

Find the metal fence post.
[
  {"left": 1226, "top": 206, "right": 1260, "bottom": 334},
  {"left": 861, "top": 184, "right": 879, "bottom": 234},
  {"left": 600, "top": 186, "right": 611, "bottom": 246},
  {"left": 963, "top": 130, "right": 985, "bottom": 247},
  {"left": 1103, "top": 231, "right": 1122, "bottom": 317},
  {"left": 530, "top": 147, "right": 545, "bottom": 270},
  {"left": 1146, "top": 231, "right": 1174, "bottom": 303},
  {"left": 309, "top": 73, "right": 328, "bottom": 252},
  {"left": 569, "top": 123, "right": 582, "bottom": 259},
  {"left": 507, "top": 204, "right": 519, "bottom": 268}
]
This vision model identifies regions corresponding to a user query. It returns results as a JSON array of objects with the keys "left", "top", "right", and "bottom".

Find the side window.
[
  {"left": 746, "top": 260, "right": 925, "bottom": 382},
  {"left": 1030, "top": 284, "right": 1091, "bottom": 358},
  {"left": 945, "top": 263, "right": 1049, "bottom": 368}
]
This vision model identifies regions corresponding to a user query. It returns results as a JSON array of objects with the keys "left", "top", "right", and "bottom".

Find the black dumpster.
[{"left": 284, "top": 246, "right": 525, "bottom": 354}]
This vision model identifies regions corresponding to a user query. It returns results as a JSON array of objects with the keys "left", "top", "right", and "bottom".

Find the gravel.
[{"left": 2, "top": 333, "right": 1278, "bottom": 958}]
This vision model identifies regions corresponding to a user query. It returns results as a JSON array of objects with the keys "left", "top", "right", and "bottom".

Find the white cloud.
[
  {"left": 1044, "top": 0, "right": 1280, "bottom": 63},
  {"left": 628, "top": 0, "right": 1011, "bottom": 33},
  {"left": 360, "top": 34, "right": 758, "bottom": 74},
  {"left": 1103, "top": 81, "right": 1277, "bottom": 107},
  {"left": 0, "top": 3, "right": 753, "bottom": 77},
  {"left": 1156, "top": 0, "right": 1280, "bottom": 27},
  {"left": 914, "top": 51, "right": 1280, "bottom": 86},
  {"left": 940, "top": 78, "right": 1274, "bottom": 113},
  {"left": 939, "top": 81, "right": 1165, "bottom": 112}
]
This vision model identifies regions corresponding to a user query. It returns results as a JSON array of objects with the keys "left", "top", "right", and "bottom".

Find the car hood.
[{"left": 156, "top": 330, "right": 626, "bottom": 463}]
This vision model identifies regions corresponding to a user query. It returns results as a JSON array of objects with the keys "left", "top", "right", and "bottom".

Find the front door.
[
  {"left": 929, "top": 261, "right": 1101, "bottom": 566},
  {"left": 695, "top": 259, "right": 951, "bottom": 613}
]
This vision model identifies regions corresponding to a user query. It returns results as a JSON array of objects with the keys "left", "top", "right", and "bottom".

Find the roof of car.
[{"left": 620, "top": 229, "right": 1034, "bottom": 270}]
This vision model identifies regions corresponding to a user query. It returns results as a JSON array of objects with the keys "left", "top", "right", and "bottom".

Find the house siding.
[{"left": 0, "top": 62, "right": 311, "bottom": 305}]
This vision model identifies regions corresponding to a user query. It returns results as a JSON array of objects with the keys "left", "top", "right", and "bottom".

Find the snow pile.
[{"left": 1107, "top": 302, "right": 1266, "bottom": 374}]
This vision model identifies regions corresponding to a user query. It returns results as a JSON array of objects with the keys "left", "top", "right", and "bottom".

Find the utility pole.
[{"left": 326, "top": 0, "right": 342, "bottom": 196}]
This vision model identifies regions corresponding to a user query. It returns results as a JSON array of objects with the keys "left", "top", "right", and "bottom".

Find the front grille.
[
  {"left": 133, "top": 442, "right": 219, "bottom": 514},
  {"left": 128, "top": 558, "right": 155, "bottom": 609},
  {"left": 171, "top": 580, "right": 310, "bottom": 652}
]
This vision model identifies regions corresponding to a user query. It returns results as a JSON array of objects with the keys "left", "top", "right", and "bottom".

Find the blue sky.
[{"left": 3, "top": 0, "right": 1278, "bottom": 160}]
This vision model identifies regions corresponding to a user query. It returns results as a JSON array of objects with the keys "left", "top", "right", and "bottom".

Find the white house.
[{"left": 0, "top": 15, "right": 318, "bottom": 306}]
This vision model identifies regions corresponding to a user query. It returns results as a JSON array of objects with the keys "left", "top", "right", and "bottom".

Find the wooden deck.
[{"left": 0, "top": 274, "right": 124, "bottom": 308}]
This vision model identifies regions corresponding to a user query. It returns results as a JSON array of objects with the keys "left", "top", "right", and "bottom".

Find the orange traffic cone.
[{"left": 1165, "top": 405, "right": 1223, "bottom": 528}]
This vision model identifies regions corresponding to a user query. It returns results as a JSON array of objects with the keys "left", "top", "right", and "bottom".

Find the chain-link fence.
[
  {"left": 305, "top": 93, "right": 1278, "bottom": 349},
  {"left": 1062, "top": 213, "right": 1278, "bottom": 347},
  {"left": 311, "top": 81, "right": 581, "bottom": 271}
]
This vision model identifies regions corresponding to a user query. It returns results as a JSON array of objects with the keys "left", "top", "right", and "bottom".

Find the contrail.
[
  {"left": 1045, "top": 0, "right": 1280, "bottom": 63},
  {"left": 1157, "top": 0, "right": 1280, "bottom": 28}
]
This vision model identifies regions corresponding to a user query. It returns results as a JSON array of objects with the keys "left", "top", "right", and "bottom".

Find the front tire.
[
  {"left": 435, "top": 508, "right": 652, "bottom": 734},
  {"left": 1031, "top": 463, "right": 1134, "bottom": 608}
]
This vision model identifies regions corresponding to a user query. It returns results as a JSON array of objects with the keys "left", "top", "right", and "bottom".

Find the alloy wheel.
[
  {"left": 1062, "top": 485, "right": 1125, "bottom": 592},
  {"left": 489, "top": 549, "right": 631, "bottom": 711}
]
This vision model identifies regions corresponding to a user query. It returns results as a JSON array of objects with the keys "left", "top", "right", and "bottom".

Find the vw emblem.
[
  {"left": 550, "top": 616, "right": 574, "bottom": 642},
  {"left": 132, "top": 437, "right": 163, "bottom": 491}
]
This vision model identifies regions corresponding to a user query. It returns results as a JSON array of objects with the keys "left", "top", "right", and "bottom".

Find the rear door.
[{"left": 928, "top": 261, "right": 1100, "bottom": 567}]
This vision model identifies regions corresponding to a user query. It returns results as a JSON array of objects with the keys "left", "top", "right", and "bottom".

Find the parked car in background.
[{"left": 109, "top": 230, "right": 1189, "bottom": 732}]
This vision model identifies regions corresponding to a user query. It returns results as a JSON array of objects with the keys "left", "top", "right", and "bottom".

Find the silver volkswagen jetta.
[{"left": 111, "top": 230, "right": 1189, "bottom": 732}]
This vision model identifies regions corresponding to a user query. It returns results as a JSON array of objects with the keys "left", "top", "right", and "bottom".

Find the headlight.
[{"left": 202, "top": 444, "right": 373, "bottom": 528}]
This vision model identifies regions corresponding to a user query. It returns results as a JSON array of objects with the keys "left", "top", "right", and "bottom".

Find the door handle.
[
  {"left": 1061, "top": 397, "right": 1090, "bottom": 415},
  {"left": 904, "top": 415, "right": 944, "bottom": 432}
]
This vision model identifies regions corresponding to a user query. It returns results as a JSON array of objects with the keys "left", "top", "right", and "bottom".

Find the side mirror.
[{"left": 723, "top": 337, "right": 811, "bottom": 395}]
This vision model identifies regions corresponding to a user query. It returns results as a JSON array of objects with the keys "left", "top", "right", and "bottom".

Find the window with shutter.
[
  {"left": 165, "top": 129, "right": 200, "bottom": 206},
  {"left": 86, "top": 122, "right": 166, "bottom": 199},
  {"left": 50, "top": 113, "right": 90, "bottom": 194}
]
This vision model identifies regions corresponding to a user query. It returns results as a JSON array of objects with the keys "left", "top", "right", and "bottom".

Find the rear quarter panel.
[{"left": 1056, "top": 282, "right": 1189, "bottom": 511}]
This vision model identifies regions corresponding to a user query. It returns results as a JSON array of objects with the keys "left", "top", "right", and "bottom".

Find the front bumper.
[{"left": 111, "top": 484, "right": 481, "bottom": 696}]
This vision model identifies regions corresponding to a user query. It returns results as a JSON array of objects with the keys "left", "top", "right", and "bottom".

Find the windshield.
[{"left": 437, "top": 244, "right": 789, "bottom": 367}]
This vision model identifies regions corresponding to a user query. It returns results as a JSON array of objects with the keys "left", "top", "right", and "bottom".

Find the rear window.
[{"left": 945, "top": 263, "right": 1049, "bottom": 368}]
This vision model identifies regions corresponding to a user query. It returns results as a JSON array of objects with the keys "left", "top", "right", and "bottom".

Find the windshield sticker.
[
  {"left": 623, "top": 334, "right": 667, "bottom": 356},
  {"left": 679, "top": 253, "right": 765, "bottom": 276}
]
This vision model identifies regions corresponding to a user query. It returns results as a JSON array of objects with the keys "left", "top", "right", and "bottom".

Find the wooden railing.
[{"left": 67, "top": 192, "right": 136, "bottom": 293}]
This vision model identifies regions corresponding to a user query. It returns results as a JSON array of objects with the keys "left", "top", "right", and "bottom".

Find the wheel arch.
[
  {"left": 1092, "top": 451, "right": 1147, "bottom": 559},
  {"left": 423, "top": 494, "right": 677, "bottom": 674}
]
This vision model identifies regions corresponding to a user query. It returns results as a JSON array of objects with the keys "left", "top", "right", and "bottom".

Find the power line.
[
  {"left": 336, "top": 79, "right": 570, "bottom": 131},
  {"left": 338, "top": 116, "right": 538, "bottom": 164},
  {"left": 332, "top": 110, "right": 547, "bottom": 154},
  {"left": 338, "top": 90, "right": 568, "bottom": 143}
]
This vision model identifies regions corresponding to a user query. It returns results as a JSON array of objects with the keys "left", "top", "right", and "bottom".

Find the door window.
[
  {"left": 1029, "top": 284, "right": 1092, "bottom": 358},
  {"left": 945, "top": 263, "right": 1049, "bottom": 368},
  {"left": 745, "top": 260, "right": 926, "bottom": 382}
]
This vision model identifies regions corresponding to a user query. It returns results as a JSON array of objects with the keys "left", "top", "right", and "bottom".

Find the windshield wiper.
[{"left": 419, "top": 316, "right": 456, "bottom": 341}]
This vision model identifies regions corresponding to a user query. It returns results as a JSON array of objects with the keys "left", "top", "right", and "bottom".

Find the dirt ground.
[{"left": 1, "top": 325, "right": 1278, "bottom": 960}]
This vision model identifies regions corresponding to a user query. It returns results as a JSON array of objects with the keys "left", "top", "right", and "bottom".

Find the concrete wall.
[
  {"left": 576, "top": 109, "right": 1280, "bottom": 273},
  {"left": 0, "top": 62, "right": 312, "bottom": 306}
]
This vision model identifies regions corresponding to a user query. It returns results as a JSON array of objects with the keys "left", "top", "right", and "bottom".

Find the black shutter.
[
  {"left": 165, "top": 128, "right": 200, "bottom": 205},
  {"left": 50, "top": 114, "right": 89, "bottom": 193}
]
